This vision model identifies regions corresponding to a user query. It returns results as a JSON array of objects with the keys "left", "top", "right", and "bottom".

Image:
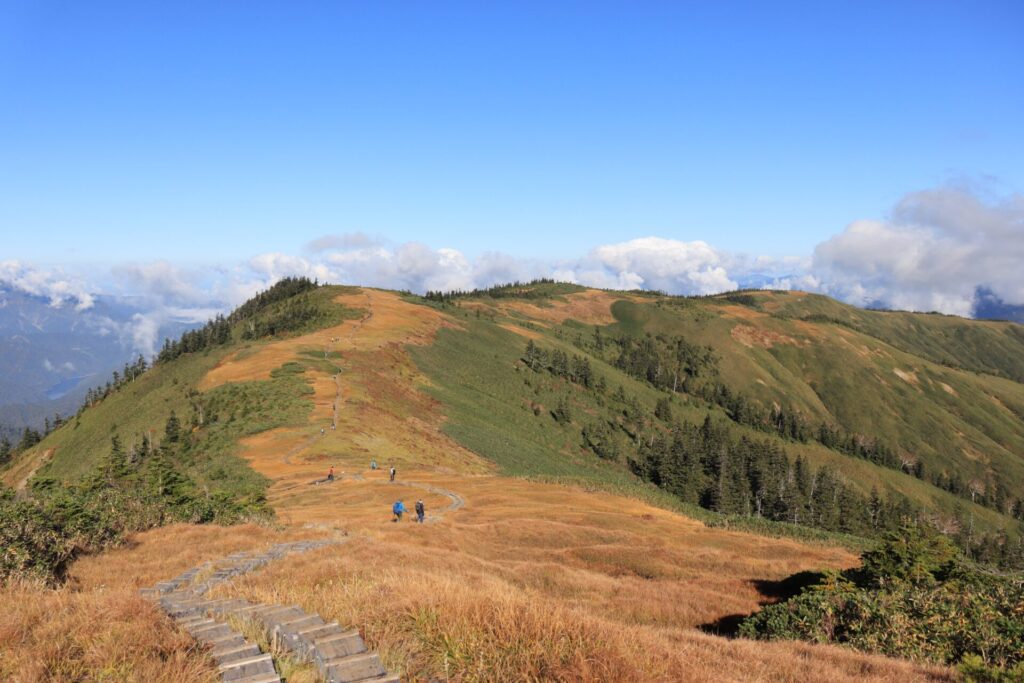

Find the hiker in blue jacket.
[{"left": 392, "top": 500, "right": 405, "bottom": 522}]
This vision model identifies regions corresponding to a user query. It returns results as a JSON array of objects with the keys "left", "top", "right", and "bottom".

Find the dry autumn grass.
[
  {"left": 0, "top": 578, "right": 218, "bottom": 682},
  {"left": 2, "top": 289, "right": 958, "bottom": 681},
  {"left": 209, "top": 535, "right": 954, "bottom": 682}
]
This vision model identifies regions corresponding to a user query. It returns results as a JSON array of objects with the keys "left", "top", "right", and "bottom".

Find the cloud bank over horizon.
[
  {"left": 2, "top": 184, "right": 1022, "bottom": 356},
  {"left": 808, "top": 186, "right": 1024, "bottom": 317}
]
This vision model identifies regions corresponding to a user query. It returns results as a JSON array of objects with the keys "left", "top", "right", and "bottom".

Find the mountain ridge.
[{"left": 3, "top": 279, "right": 1022, "bottom": 680}]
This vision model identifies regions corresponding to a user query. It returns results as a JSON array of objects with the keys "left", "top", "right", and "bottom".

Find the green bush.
[{"left": 740, "top": 526, "right": 1024, "bottom": 674}]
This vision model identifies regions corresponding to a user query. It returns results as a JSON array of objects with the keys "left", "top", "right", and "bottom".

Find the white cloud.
[
  {"left": 247, "top": 253, "right": 336, "bottom": 284},
  {"left": 112, "top": 260, "right": 204, "bottom": 306},
  {"left": 810, "top": 185, "right": 1024, "bottom": 315},
  {"left": 561, "top": 237, "right": 738, "bottom": 294},
  {"left": 0, "top": 260, "right": 95, "bottom": 310},
  {"left": 319, "top": 241, "right": 476, "bottom": 292}
]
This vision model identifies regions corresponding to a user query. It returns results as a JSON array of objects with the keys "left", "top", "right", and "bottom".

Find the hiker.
[
  {"left": 331, "top": 423, "right": 336, "bottom": 431},
  {"left": 392, "top": 500, "right": 405, "bottom": 522},
  {"left": 389, "top": 466, "right": 396, "bottom": 482},
  {"left": 327, "top": 465, "right": 335, "bottom": 482},
  {"left": 370, "top": 459, "right": 378, "bottom": 470},
  {"left": 320, "top": 427, "right": 325, "bottom": 435},
  {"left": 415, "top": 499, "right": 425, "bottom": 523}
]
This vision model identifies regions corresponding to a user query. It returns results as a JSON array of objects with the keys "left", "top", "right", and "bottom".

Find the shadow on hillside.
[{"left": 698, "top": 570, "right": 824, "bottom": 638}]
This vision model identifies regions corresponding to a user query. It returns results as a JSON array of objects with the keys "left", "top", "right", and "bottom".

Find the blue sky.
[
  {"left": 1, "top": 1, "right": 1022, "bottom": 328},
  {"left": 2, "top": 1, "right": 1021, "bottom": 266}
]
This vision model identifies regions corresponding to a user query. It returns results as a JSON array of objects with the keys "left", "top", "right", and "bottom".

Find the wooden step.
[
  {"left": 320, "top": 652, "right": 386, "bottom": 682},
  {"left": 206, "top": 632, "right": 247, "bottom": 652},
  {"left": 213, "top": 643, "right": 262, "bottom": 665},
  {"left": 195, "top": 624, "right": 235, "bottom": 644},
  {"left": 294, "top": 623, "right": 347, "bottom": 655},
  {"left": 219, "top": 653, "right": 277, "bottom": 681},
  {"left": 312, "top": 630, "right": 367, "bottom": 663},
  {"left": 231, "top": 673, "right": 281, "bottom": 683}
]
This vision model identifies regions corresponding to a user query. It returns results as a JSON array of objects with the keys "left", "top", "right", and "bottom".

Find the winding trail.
[
  {"left": 141, "top": 541, "right": 399, "bottom": 682},
  {"left": 282, "top": 299, "right": 375, "bottom": 467},
  {"left": 159, "top": 289, "right": 471, "bottom": 681}
]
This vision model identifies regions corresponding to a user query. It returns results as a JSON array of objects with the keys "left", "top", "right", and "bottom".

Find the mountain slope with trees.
[{"left": 2, "top": 280, "right": 1022, "bottom": 680}]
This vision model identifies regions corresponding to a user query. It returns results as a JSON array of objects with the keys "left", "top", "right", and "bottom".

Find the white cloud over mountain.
[
  {"left": 810, "top": 186, "right": 1024, "bottom": 316},
  {"left": 2, "top": 183, "right": 1021, "bottom": 359},
  {"left": 569, "top": 237, "right": 738, "bottom": 293},
  {"left": 0, "top": 260, "right": 95, "bottom": 310}
]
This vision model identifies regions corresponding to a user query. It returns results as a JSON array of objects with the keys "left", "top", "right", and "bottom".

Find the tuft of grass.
[
  {"left": 0, "top": 578, "right": 219, "bottom": 682},
  {"left": 227, "top": 614, "right": 319, "bottom": 683}
]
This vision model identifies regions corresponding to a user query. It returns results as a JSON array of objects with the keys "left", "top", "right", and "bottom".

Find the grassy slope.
[
  {"left": 409, "top": 291, "right": 1021, "bottom": 537},
  {"left": 772, "top": 290, "right": 1024, "bottom": 382},
  {"left": 609, "top": 292, "right": 1024, "bottom": 497},
  {"left": 5, "top": 284, "right": 1019, "bottom": 536},
  {"left": 2, "top": 285, "right": 362, "bottom": 500},
  {"left": 0, "top": 285, "right": 971, "bottom": 681}
]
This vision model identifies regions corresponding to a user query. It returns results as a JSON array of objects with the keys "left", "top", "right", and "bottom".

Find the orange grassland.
[{"left": 2, "top": 290, "right": 955, "bottom": 682}]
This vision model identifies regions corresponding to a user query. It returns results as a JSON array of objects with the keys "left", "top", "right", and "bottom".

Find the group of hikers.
[
  {"left": 392, "top": 498, "right": 426, "bottom": 523},
  {"left": 322, "top": 460, "right": 425, "bottom": 522}
]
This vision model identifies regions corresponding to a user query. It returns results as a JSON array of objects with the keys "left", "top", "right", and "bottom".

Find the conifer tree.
[
  {"left": 655, "top": 397, "right": 673, "bottom": 422},
  {"left": 164, "top": 411, "right": 181, "bottom": 444}
]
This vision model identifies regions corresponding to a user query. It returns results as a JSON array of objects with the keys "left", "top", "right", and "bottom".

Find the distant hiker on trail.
[
  {"left": 415, "top": 499, "right": 425, "bottom": 523},
  {"left": 327, "top": 465, "right": 335, "bottom": 481},
  {"left": 370, "top": 459, "right": 378, "bottom": 470},
  {"left": 389, "top": 466, "right": 396, "bottom": 482},
  {"left": 392, "top": 500, "right": 405, "bottom": 522},
  {"left": 321, "top": 427, "right": 325, "bottom": 435}
]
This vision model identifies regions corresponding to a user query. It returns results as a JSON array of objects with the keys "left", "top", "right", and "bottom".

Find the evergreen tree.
[
  {"left": 90, "top": 435, "right": 130, "bottom": 490},
  {"left": 523, "top": 340, "right": 544, "bottom": 371},
  {"left": 17, "top": 427, "right": 41, "bottom": 451},
  {"left": 654, "top": 396, "right": 673, "bottom": 422},
  {"left": 164, "top": 411, "right": 181, "bottom": 444}
]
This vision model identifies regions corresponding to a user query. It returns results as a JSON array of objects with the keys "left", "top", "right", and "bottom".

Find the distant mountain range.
[{"left": 0, "top": 285, "right": 199, "bottom": 440}]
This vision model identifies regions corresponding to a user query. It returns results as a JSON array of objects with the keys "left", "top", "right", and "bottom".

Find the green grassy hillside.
[
  {"left": 3, "top": 282, "right": 362, "bottom": 503},
  {"left": 4, "top": 280, "right": 1022, "bottom": 561},
  {"left": 603, "top": 293, "right": 1024, "bottom": 501},
  {"left": 406, "top": 284, "right": 1024, "bottom": 554}
]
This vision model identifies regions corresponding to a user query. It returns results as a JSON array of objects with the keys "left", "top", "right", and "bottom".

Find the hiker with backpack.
[
  {"left": 415, "top": 499, "right": 425, "bottom": 523},
  {"left": 389, "top": 466, "right": 396, "bottom": 482},
  {"left": 327, "top": 465, "right": 335, "bottom": 482},
  {"left": 392, "top": 500, "right": 405, "bottom": 522}
]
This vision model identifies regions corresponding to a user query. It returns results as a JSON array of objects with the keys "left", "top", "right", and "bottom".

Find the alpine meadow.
[{"left": 3, "top": 279, "right": 1023, "bottom": 681}]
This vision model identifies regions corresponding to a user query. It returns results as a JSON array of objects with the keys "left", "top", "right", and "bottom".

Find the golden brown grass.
[
  {"left": 211, "top": 535, "right": 953, "bottom": 682},
  {"left": 0, "top": 578, "right": 218, "bottom": 682},
  {"left": 499, "top": 290, "right": 627, "bottom": 327},
  {"left": 69, "top": 523, "right": 301, "bottom": 591},
  {"left": 4, "top": 287, "right": 959, "bottom": 681}
]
